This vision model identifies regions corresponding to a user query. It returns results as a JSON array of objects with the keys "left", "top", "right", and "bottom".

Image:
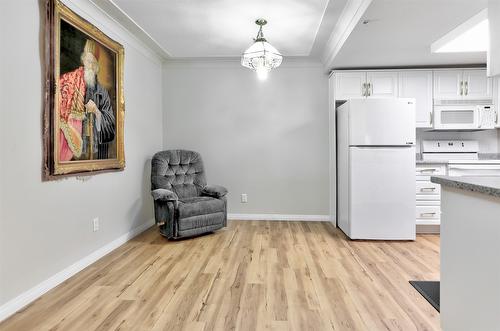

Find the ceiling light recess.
[
  {"left": 431, "top": 9, "right": 489, "bottom": 53},
  {"left": 241, "top": 19, "right": 283, "bottom": 80}
]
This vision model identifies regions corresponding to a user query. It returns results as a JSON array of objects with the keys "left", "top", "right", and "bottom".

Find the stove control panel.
[{"left": 422, "top": 140, "right": 479, "bottom": 153}]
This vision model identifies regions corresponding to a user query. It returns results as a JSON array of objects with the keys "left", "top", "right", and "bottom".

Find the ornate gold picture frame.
[{"left": 43, "top": 0, "right": 125, "bottom": 180}]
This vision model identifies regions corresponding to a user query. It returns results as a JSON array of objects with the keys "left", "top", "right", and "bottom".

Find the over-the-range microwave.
[{"left": 432, "top": 103, "right": 497, "bottom": 130}]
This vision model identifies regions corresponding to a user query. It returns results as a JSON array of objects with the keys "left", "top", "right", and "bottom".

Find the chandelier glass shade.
[{"left": 241, "top": 19, "right": 283, "bottom": 80}]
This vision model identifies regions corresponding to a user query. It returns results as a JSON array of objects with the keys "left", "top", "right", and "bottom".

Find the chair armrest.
[
  {"left": 202, "top": 185, "right": 228, "bottom": 198},
  {"left": 151, "top": 189, "right": 178, "bottom": 202}
]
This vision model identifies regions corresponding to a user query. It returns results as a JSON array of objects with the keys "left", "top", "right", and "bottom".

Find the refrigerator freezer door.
[
  {"left": 348, "top": 99, "right": 416, "bottom": 146},
  {"left": 349, "top": 147, "right": 416, "bottom": 240}
]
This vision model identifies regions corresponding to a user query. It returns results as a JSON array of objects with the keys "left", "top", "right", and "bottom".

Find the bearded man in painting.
[{"left": 59, "top": 39, "right": 115, "bottom": 161}]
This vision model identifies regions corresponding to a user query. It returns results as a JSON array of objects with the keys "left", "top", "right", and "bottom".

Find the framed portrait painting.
[{"left": 43, "top": 0, "right": 125, "bottom": 180}]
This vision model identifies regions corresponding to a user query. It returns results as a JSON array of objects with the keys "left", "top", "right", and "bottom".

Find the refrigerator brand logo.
[{"left": 406, "top": 142, "right": 414, "bottom": 145}]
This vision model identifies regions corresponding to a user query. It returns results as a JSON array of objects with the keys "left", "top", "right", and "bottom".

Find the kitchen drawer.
[
  {"left": 416, "top": 194, "right": 440, "bottom": 201},
  {"left": 416, "top": 181, "right": 441, "bottom": 196},
  {"left": 416, "top": 200, "right": 440, "bottom": 206},
  {"left": 416, "top": 206, "right": 441, "bottom": 220},
  {"left": 447, "top": 164, "right": 500, "bottom": 176},
  {"left": 416, "top": 164, "right": 446, "bottom": 179}
]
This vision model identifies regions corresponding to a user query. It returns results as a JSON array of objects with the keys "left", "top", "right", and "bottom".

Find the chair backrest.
[{"left": 151, "top": 150, "right": 207, "bottom": 199}]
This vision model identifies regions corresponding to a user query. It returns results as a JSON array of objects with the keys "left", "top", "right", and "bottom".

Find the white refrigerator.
[{"left": 337, "top": 98, "right": 416, "bottom": 240}]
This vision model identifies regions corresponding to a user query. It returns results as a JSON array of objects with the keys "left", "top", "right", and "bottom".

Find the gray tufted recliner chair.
[{"left": 151, "top": 150, "right": 228, "bottom": 239}]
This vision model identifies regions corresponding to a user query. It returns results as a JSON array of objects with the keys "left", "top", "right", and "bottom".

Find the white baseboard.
[
  {"left": 0, "top": 219, "right": 155, "bottom": 322},
  {"left": 228, "top": 213, "right": 331, "bottom": 222}
]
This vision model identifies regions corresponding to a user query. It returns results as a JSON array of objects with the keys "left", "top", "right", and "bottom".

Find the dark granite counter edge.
[{"left": 431, "top": 176, "right": 500, "bottom": 198}]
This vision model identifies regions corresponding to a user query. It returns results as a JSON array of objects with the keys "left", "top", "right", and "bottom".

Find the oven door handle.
[{"left": 448, "top": 165, "right": 500, "bottom": 170}]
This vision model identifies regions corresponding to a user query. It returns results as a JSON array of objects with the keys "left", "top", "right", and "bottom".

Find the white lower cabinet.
[
  {"left": 416, "top": 181, "right": 441, "bottom": 197},
  {"left": 416, "top": 163, "right": 444, "bottom": 233},
  {"left": 415, "top": 162, "right": 500, "bottom": 233},
  {"left": 416, "top": 164, "right": 446, "bottom": 178},
  {"left": 416, "top": 205, "right": 441, "bottom": 222}
]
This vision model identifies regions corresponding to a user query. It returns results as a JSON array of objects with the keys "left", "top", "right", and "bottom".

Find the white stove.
[{"left": 421, "top": 140, "right": 479, "bottom": 161}]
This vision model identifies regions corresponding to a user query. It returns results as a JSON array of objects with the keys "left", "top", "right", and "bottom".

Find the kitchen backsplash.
[{"left": 416, "top": 129, "right": 500, "bottom": 154}]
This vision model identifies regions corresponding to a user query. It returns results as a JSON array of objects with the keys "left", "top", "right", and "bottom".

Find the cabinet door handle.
[
  {"left": 420, "top": 187, "right": 436, "bottom": 192},
  {"left": 419, "top": 168, "right": 437, "bottom": 173},
  {"left": 368, "top": 83, "right": 372, "bottom": 96},
  {"left": 420, "top": 212, "right": 437, "bottom": 218},
  {"left": 465, "top": 81, "right": 469, "bottom": 95},
  {"left": 430, "top": 111, "right": 433, "bottom": 125},
  {"left": 460, "top": 81, "right": 464, "bottom": 96},
  {"left": 362, "top": 83, "right": 367, "bottom": 97}
]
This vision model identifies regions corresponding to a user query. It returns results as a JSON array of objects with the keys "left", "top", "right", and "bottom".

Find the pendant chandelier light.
[{"left": 241, "top": 19, "right": 283, "bottom": 80}]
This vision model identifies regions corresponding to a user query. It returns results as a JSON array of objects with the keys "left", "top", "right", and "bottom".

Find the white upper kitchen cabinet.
[
  {"left": 433, "top": 70, "right": 462, "bottom": 99},
  {"left": 488, "top": 0, "right": 500, "bottom": 76},
  {"left": 398, "top": 71, "right": 433, "bottom": 128},
  {"left": 434, "top": 69, "right": 492, "bottom": 100},
  {"left": 463, "top": 69, "right": 493, "bottom": 99},
  {"left": 334, "top": 72, "right": 366, "bottom": 100},
  {"left": 366, "top": 72, "right": 399, "bottom": 98},
  {"left": 334, "top": 71, "right": 398, "bottom": 100}
]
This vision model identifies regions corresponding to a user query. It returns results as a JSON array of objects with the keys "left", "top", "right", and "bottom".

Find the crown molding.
[{"left": 89, "top": 0, "right": 171, "bottom": 60}]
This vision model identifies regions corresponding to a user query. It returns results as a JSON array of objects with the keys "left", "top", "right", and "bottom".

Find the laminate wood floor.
[{"left": 0, "top": 221, "right": 440, "bottom": 331}]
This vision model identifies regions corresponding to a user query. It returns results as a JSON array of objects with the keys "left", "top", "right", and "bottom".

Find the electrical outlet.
[
  {"left": 241, "top": 194, "right": 248, "bottom": 203},
  {"left": 93, "top": 217, "right": 99, "bottom": 232}
]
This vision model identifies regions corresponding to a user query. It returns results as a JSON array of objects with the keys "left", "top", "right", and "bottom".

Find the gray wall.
[
  {"left": 0, "top": 0, "right": 163, "bottom": 306},
  {"left": 162, "top": 60, "right": 329, "bottom": 215}
]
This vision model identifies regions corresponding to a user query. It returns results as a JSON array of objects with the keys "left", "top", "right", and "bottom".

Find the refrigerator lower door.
[{"left": 349, "top": 147, "right": 416, "bottom": 240}]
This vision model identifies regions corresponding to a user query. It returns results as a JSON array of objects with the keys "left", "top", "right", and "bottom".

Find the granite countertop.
[
  {"left": 416, "top": 153, "right": 500, "bottom": 164},
  {"left": 431, "top": 176, "right": 500, "bottom": 198}
]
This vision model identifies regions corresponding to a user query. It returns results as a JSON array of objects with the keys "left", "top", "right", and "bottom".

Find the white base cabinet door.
[{"left": 441, "top": 187, "right": 500, "bottom": 331}]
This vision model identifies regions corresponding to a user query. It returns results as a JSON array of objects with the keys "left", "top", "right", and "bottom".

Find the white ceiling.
[
  {"left": 113, "top": 0, "right": 332, "bottom": 57},
  {"left": 112, "top": 0, "right": 490, "bottom": 67},
  {"left": 332, "top": 0, "right": 488, "bottom": 68}
]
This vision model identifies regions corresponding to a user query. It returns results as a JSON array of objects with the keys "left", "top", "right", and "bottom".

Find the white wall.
[
  {"left": 0, "top": 0, "right": 163, "bottom": 308},
  {"left": 162, "top": 59, "right": 329, "bottom": 216}
]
